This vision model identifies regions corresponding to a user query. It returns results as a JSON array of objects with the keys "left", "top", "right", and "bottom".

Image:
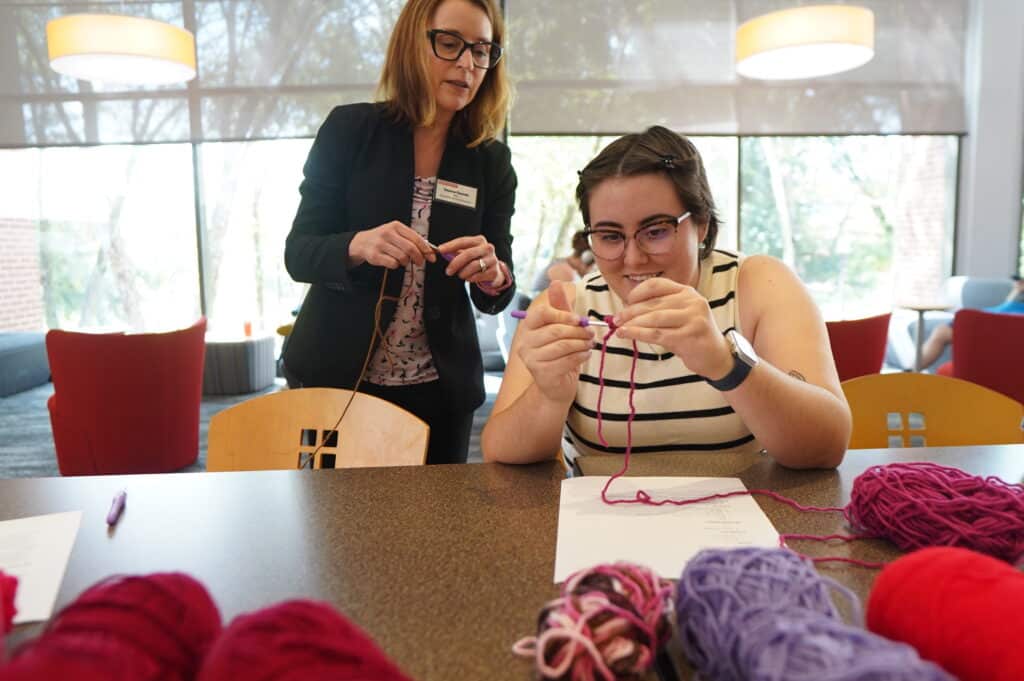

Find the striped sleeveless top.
[{"left": 564, "top": 249, "right": 762, "bottom": 460}]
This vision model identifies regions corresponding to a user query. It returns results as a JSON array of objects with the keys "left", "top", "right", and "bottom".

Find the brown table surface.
[{"left": 2, "top": 444, "right": 1022, "bottom": 680}]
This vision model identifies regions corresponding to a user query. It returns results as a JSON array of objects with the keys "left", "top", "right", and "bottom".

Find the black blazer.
[{"left": 283, "top": 103, "right": 517, "bottom": 413}]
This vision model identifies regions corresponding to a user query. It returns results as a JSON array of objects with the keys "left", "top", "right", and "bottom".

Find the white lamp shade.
[
  {"left": 46, "top": 14, "right": 197, "bottom": 86},
  {"left": 736, "top": 5, "right": 874, "bottom": 81}
]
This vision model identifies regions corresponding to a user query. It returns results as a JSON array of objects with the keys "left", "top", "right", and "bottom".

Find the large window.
[
  {"left": 197, "top": 139, "right": 311, "bottom": 338},
  {"left": 509, "top": 134, "right": 959, "bottom": 320},
  {"left": 0, "top": 144, "right": 200, "bottom": 332}
]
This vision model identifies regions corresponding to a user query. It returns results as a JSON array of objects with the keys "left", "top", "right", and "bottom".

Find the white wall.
[{"left": 956, "top": 0, "right": 1024, "bottom": 276}]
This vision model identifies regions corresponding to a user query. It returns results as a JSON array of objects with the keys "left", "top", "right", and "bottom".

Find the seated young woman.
[{"left": 482, "top": 126, "right": 851, "bottom": 469}]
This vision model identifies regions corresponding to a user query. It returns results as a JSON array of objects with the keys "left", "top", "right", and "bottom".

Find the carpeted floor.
[{"left": 0, "top": 377, "right": 498, "bottom": 479}]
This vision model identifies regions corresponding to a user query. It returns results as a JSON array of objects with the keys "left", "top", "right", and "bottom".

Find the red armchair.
[
  {"left": 944, "top": 309, "right": 1024, "bottom": 404},
  {"left": 825, "top": 312, "right": 892, "bottom": 382},
  {"left": 45, "top": 318, "right": 207, "bottom": 475}
]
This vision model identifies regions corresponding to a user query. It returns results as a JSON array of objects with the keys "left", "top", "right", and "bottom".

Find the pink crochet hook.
[{"left": 510, "top": 310, "right": 610, "bottom": 328}]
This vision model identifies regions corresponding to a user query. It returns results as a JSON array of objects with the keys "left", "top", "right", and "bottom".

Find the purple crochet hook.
[{"left": 510, "top": 310, "right": 610, "bottom": 328}]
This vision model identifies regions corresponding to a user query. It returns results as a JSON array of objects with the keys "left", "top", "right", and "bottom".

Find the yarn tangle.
[
  {"left": 591, "top": 322, "right": 1024, "bottom": 567},
  {"left": 512, "top": 562, "right": 673, "bottom": 680},
  {"left": 676, "top": 547, "right": 955, "bottom": 681},
  {"left": 867, "top": 546, "right": 1024, "bottom": 681}
]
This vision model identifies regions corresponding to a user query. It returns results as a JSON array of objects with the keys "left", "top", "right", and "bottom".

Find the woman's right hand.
[
  {"left": 517, "top": 282, "right": 595, "bottom": 403},
  {"left": 348, "top": 221, "right": 436, "bottom": 269}
]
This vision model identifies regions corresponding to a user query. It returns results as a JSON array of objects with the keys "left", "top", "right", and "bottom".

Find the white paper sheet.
[
  {"left": 0, "top": 511, "right": 82, "bottom": 623},
  {"left": 554, "top": 476, "right": 779, "bottom": 582}
]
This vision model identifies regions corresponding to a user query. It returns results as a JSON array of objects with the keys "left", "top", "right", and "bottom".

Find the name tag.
[{"left": 434, "top": 179, "right": 478, "bottom": 210}]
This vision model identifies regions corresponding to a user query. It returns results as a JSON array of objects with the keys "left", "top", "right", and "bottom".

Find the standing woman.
[{"left": 283, "top": 0, "right": 516, "bottom": 465}]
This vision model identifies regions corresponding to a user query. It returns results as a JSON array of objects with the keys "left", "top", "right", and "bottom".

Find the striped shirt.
[{"left": 564, "top": 249, "right": 761, "bottom": 460}]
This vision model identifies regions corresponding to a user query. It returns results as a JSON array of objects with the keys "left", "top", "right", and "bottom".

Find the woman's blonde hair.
[{"left": 377, "top": 0, "right": 510, "bottom": 147}]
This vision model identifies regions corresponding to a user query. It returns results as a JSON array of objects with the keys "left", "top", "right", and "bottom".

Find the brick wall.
[{"left": 0, "top": 218, "right": 45, "bottom": 330}]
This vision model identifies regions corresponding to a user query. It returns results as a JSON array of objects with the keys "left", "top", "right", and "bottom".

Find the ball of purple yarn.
[
  {"left": 847, "top": 462, "right": 1024, "bottom": 564},
  {"left": 733, "top": 606, "right": 955, "bottom": 681},
  {"left": 675, "top": 548, "right": 953, "bottom": 681},
  {"left": 675, "top": 548, "right": 853, "bottom": 680}
]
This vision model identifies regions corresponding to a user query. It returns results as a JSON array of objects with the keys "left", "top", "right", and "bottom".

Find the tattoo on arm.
[{"left": 788, "top": 369, "right": 806, "bottom": 382}]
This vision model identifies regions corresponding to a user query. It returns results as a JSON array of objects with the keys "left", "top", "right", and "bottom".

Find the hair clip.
[{"left": 659, "top": 155, "right": 677, "bottom": 169}]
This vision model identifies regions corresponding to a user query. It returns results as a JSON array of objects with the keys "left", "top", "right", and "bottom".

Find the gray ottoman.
[
  {"left": 203, "top": 336, "right": 276, "bottom": 395},
  {"left": 0, "top": 333, "right": 50, "bottom": 397}
]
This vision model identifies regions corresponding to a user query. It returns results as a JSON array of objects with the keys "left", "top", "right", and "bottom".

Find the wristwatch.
[{"left": 706, "top": 330, "right": 759, "bottom": 391}]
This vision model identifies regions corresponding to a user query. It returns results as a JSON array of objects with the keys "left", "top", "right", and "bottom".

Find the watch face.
[{"left": 729, "top": 330, "right": 758, "bottom": 366}]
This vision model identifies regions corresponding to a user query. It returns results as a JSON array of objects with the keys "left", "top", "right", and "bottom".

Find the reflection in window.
[
  {"left": 0, "top": 145, "right": 200, "bottom": 332},
  {"left": 509, "top": 135, "right": 737, "bottom": 294}
]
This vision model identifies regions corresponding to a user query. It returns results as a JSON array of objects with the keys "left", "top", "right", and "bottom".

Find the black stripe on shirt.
[
  {"left": 585, "top": 283, "right": 609, "bottom": 291},
  {"left": 708, "top": 290, "right": 735, "bottom": 309},
  {"left": 571, "top": 402, "right": 736, "bottom": 421},
  {"left": 579, "top": 373, "right": 705, "bottom": 389},
  {"left": 593, "top": 343, "right": 675, "bottom": 361},
  {"left": 566, "top": 423, "right": 756, "bottom": 453},
  {"left": 712, "top": 260, "right": 739, "bottom": 274}
]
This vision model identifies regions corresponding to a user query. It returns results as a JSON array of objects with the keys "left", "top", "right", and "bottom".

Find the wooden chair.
[
  {"left": 842, "top": 373, "right": 1023, "bottom": 449},
  {"left": 825, "top": 312, "right": 892, "bottom": 381},
  {"left": 207, "top": 388, "right": 428, "bottom": 471}
]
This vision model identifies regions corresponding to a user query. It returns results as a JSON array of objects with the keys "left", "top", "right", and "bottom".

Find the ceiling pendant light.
[
  {"left": 46, "top": 14, "right": 196, "bottom": 86},
  {"left": 735, "top": 5, "right": 874, "bottom": 80}
]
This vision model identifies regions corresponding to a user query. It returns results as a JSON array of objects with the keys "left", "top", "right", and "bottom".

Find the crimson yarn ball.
[
  {"left": 196, "top": 599, "right": 412, "bottom": 681},
  {"left": 2, "top": 572, "right": 221, "bottom": 681}
]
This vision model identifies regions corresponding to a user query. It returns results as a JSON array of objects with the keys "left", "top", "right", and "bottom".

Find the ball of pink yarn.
[
  {"left": 513, "top": 562, "right": 674, "bottom": 680},
  {"left": 196, "top": 599, "right": 413, "bottom": 681},
  {"left": 847, "top": 462, "right": 1024, "bottom": 564},
  {"left": 1, "top": 572, "right": 221, "bottom": 681}
]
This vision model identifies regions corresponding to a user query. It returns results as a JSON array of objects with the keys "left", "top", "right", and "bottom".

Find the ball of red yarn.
[
  {"left": 1, "top": 572, "right": 221, "bottom": 681},
  {"left": 196, "top": 599, "right": 413, "bottom": 681},
  {"left": 847, "top": 462, "right": 1024, "bottom": 564},
  {"left": 0, "top": 571, "right": 16, "bottom": 634},
  {"left": 513, "top": 562, "right": 674, "bottom": 680},
  {"left": 867, "top": 546, "right": 1024, "bottom": 681}
]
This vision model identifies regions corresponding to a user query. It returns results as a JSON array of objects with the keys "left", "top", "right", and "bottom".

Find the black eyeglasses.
[
  {"left": 584, "top": 212, "right": 691, "bottom": 260},
  {"left": 427, "top": 29, "right": 503, "bottom": 70}
]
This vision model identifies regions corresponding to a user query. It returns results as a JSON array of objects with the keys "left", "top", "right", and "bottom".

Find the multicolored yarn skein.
[
  {"left": 513, "top": 562, "right": 673, "bottom": 680},
  {"left": 197, "top": 599, "right": 413, "bottom": 681},
  {"left": 868, "top": 546, "right": 1024, "bottom": 681},
  {"left": 0, "top": 572, "right": 221, "bottom": 681},
  {"left": 674, "top": 547, "right": 955, "bottom": 681}
]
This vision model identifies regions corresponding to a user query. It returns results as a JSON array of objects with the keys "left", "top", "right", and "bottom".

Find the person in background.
[
  {"left": 532, "top": 230, "right": 595, "bottom": 292},
  {"left": 482, "top": 126, "right": 850, "bottom": 469},
  {"left": 918, "top": 276, "right": 1024, "bottom": 368},
  {"left": 283, "top": 0, "right": 516, "bottom": 465}
]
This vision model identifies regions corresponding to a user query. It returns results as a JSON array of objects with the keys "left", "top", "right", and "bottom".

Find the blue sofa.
[{"left": 0, "top": 332, "right": 50, "bottom": 397}]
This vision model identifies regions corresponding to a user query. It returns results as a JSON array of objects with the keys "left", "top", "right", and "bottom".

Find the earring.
[{"left": 698, "top": 243, "right": 707, "bottom": 250}]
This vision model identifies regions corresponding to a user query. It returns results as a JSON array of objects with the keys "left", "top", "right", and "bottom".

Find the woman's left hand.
[
  {"left": 612, "top": 278, "right": 734, "bottom": 379},
  {"left": 438, "top": 235, "right": 506, "bottom": 288}
]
